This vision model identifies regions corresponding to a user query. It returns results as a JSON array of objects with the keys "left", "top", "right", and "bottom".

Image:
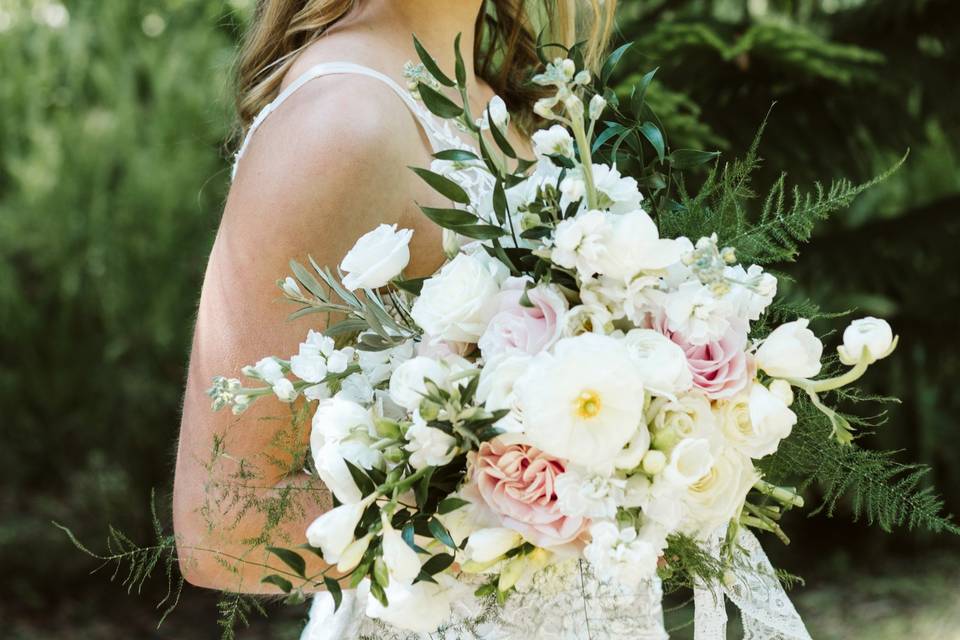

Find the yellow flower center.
[{"left": 574, "top": 390, "right": 602, "bottom": 419}]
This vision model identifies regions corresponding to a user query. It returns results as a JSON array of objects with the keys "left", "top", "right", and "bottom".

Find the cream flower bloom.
[
  {"left": 388, "top": 356, "right": 447, "bottom": 411},
  {"left": 340, "top": 223, "right": 413, "bottom": 291},
  {"left": 464, "top": 527, "right": 523, "bottom": 564},
  {"left": 515, "top": 333, "right": 646, "bottom": 468},
  {"left": 381, "top": 522, "right": 421, "bottom": 586},
  {"left": 404, "top": 417, "right": 457, "bottom": 469},
  {"left": 755, "top": 318, "right": 823, "bottom": 379},
  {"left": 717, "top": 385, "right": 796, "bottom": 459},
  {"left": 621, "top": 328, "right": 694, "bottom": 397},
  {"left": 596, "top": 210, "right": 683, "bottom": 280},
  {"left": 551, "top": 209, "right": 609, "bottom": 278},
  {"left": 681, "top": 446, "right": 759, "bottom": 535}
]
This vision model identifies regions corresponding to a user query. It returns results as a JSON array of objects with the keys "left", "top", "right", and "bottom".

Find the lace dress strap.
[{"left": 231, "top": 61, "right": 451, "bottom": 181}]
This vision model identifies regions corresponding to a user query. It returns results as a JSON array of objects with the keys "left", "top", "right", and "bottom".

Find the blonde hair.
[{"left": 235, "top": 0, "right": 617, "bottom": 135}]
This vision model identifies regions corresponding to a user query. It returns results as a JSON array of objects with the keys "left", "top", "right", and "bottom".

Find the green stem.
[
  {"left": 569, "top": 113, "right": 598, "bottom": 209},
  {"left": 753, "top": 479, "right": 805, "bottom": 508}
]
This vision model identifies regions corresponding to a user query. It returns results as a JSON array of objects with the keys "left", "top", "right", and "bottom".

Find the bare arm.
[{"left": 173, "top": 77, "right": 440, "bottom": 593}]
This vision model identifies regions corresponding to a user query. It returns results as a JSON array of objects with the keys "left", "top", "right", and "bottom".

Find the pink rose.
[
  {"left": 466, "top": 436, "right": 588, "bottom": 548},
  {"left": 478, "top": 278, "right": 567, "bottom": 359},
  {"left": 660, "top": 319, "right": 751, "bottom": 400}
]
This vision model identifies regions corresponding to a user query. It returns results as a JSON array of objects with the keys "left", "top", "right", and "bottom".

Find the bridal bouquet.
[{"left": 207, "top": 42, "right": 911, "bottom": 633}]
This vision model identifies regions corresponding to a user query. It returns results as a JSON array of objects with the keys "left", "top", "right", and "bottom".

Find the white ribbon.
[{"left": 693, "top": 528, "right": 811, "bottom": 640}]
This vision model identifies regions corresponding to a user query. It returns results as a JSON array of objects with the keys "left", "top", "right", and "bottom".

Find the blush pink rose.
[
  {"left": 658, "top": 319, "right": 751, "bottom": 400},
  {"left": 477, "top": 278, "right": 567, "bottom": 359},
  {"left": 466, "top": 436, "right": 588, "bottom": 548}
]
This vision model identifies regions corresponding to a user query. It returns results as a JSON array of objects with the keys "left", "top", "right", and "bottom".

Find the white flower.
[
  {"left": 381, "top": 522, "right": 422, "bottom": 586},
  {"left": 663, "top": 280, "right": 732, "bottom": 345},
  {"left": 589, "top": 94, "right": 607, "bottom": 120},
  {"left": 595, "top": 209, "right": 684, "bottom": 279},
  {"left": 563, "top": 303, "right": 614, "bottom": 337},
  {"left": 551, "top": 209, "right": 609, "bottom": 278},
  {"left": 662, "top": 438, "right": 714, "bottom": 487},
  {"left": 591, "top": 164, "right": 644, "bottom": 214},
  {"left": 310, "top": 398, "right": 379, "bottom": 504},
  {"left": 326, "top": 347, "right": 354, "bottom": 374},
  {"left": 245, "top": 357, "right": 298, "bottom": 402},
  {"left": 476, "top": 352, "right": 532, "bottom": 433},
  {"left": 621, "top": 329, "right": 694, "bottom": 397},
  {"left": 305, "top": 502, "right": 365, "bottom": 563},
  {"left": 281, "top": 276, "right": 302, "bottom": 298},
  {"left": 365, "top": 574, "right": 466, "bottom": 633},
  {"left": 555, "top": 468, "right": 624, "bottom": 519},
  {"left": 755, "top": 319, "right": 823, "bottom": 379},
  {"left": 647, "top": 394, "right": 721, "bottom": 452},
  {"left": 614, "top": 426, "right": 653, "bottom": 471},
  {"left": 837, "top": 317, "right": 897, "bottom": 365},
  {"left": 729, "top": 383, "right": 797, "bottom": 458},
  {"left": 337, "top": 372, "right": 375, "bottom": 405},
  {"left": 405, "top": 418, "right": 457, "bottom": 469},
  {"left": 388, "top": 356, "right": 447, "bottom": 411},
  {"left": 358, "top": 340, "right": 414, "bottom": 385},
  {"left": 681, "top": 446, "right": 759, "bottom": 535},
  {"left": 515, "top": 333, "right": 646, "bottom": 468},
  {"left": 723, "top": 264, "right": 777, "bottom": 321},
  {"left": 411, "top": 252, "right": 508, "bottom": 342},
  {"left": 271, "top": 378, "right": 297, "bottom": 402},
  {"left": 485, "top": 95, "right": 510, "bottom": 129},
  {"left": 560, "top": 174, "right": 587, "bottom": 203},
  {"left": 583, "top": 522, "right": 659, "bottom": 587},
  {"left": 532, "top": 124, "right": 575, "bottom": 159},
  {"left": 340, "top": 224, "right": 413, "bottom": 291},
  {"left": 337, "top": 533, "right": 373, "bottom": 573},
  {"left": 290, "top": 330, "right": 330, "bottom": 383},
  {"left": 464, "top": 527, "right": 523, "bottom": 564}
]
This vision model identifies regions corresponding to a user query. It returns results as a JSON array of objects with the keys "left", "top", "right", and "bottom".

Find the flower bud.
[
  {"left": 520, "top": 212, "right": 542, "bottom": 231},
  {"left": 574, "top": 69, "right": 591, "bottom": 86},
  {"left": 418, "top": 399, "right": 441, "bottom": 422},
  {"left": 768, "top": 379, "right": 794, "bottom": 406},
  {"left": 336, "top": 533, "right": 373, "bottom": 573},
  {"left": 837, "top": 317, "right": 897, "bottom": 366},
  {"left": 561, "top": 58, "right": 576, "bottom": 80},
  {"left": 375, "top": 418, "right": 402, "bottom": 439},
  {"left": 281, "top": 276, "right": 302, "bottom": 298},
  {"left": 641, "top": 449, "right": 667, "bottom": 475},
  {"left": 465, "top": 527, "right": 523, "bottom": 564},
  {"left": 589, "top": 94, "right": 607, "bottom": 120},
  {"left": 383, "top": 445, "right": 405, "bottom": 465}
]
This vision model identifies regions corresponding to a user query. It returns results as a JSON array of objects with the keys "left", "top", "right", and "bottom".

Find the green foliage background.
[{"left": 0, "top": 0, "right": 956, "bottom": 637}]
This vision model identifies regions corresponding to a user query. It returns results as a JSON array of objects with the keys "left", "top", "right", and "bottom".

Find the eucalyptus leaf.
[
  {"left": 421, "top": 553, "right": 455, "bottom": 576},
  {"left": 450, "top": 224, "right": 505, "bottom": 240},
  {"left": 454, "top": 33, "right": 466, "bottom": 87},
  {"left": 324, "top": 577, "right": 343, "bottom": 611},
  {"left": 600, "top": 42, "right": 633, "bottom": 85},
  {"left": 428, "top": 518, "right": 457, "bottom": 549},
  {"left": 289, "top": 260, "right": 328, "bottom": 301},
  {"left": 487, "top": 109, "right": 516, "bottom": 158},
  {"left": 433, "top": 148, "right": 479, "bottom": 162},
  {"left": 419, "top": 205, "right": 477, "bottom": 227},
  {"left": 437, "top": 497, "right": 471, "bottom": 515}
]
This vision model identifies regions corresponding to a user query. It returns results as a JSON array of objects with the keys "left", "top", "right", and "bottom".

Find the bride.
[{"left": 171, "top": 1, "right": 677, "bottom": 637}]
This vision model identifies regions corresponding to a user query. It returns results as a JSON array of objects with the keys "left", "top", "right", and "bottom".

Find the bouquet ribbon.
[{"left": 693, "top": 528, "right": 811, "bottom": 640}]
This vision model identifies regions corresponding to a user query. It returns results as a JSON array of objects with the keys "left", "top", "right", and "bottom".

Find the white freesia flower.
[
  {"left": 583, "top": 522, "right": 659, "bottom": 587},
  {"left": 515, "top": 333, "right": 646, "bottom": 468},
  {"left": 337, "top": 533, "right": 373, "bottom": 573},
  {"left": 476, "top": 352, "right": 532, "bottom": 433},
  {"left": 411, "top": 252, "right": 508, "bottom": 342},
  {"left": 388, "top": 356, "right": 447, "bottom": 411},
  {"left": 365, "top": 574, "right": 466, "bottom": 633},
  {"left": 532, "top": 124, "right": 574, "bottom": 159},
  {"left": 555, "top": 467, "right": 624, "bottom": 518},
  {"left": 551, "top": 209, "right": 609, "bottom": 278},
  {"left": 736, "top": 383, "right": 797, "bottom": 458},
  {"left": 405, "top": 418, "right": 457, "bottom": 469},
  {"left": 621, "top": 329, "right": 694, "bottom": 397},
  {"left": 305, "top": 501, "right": 365, "bottom": 563},
  {"left": 837, "top": 317, "right": 897, "bottom": 365},
  {"left": 755, "top": 319, "right": 823, "bottom": 379},
  {"left": 681, "top": 446, "right": 759, "bottom": 535},
  {"left": 310, "top": 397, "right": 379, "bottom": 504},
  {"left": 662, "top": 438, "right": 714, "bottom": 487},
  {"left": 381, "top": 522, "right": 422, "bottom": 586},
  {"left": 595, "top": 210, "right": 684, "bottom": 280},
  {"left": 340, "top": 224, "right": 413, "bottom": 291},
  {"left": 464, "top": 527, "right": 523, "bottom": 564}
]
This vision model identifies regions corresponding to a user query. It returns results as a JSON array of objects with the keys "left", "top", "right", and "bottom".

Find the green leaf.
[
  {"left": 437, "top": 497, "right": 471, "bottom": 515},
  {"left": 261, "top": 574, "right": 292, "bottom": 594},
  {"left": 433, "top": 148, "right": 480, "bottom": 162},
  {"left": 373, "top": 558, "right": 390, "bottom": 588},
  {"left": 417, "top": 83, "right": 463, "bottom": 119},
  {"left": 289, "top": 260, "right": 328, "bottom": 300},
  {"left": 412, "top": 35, "right": 455, "bottom": 87},
  {"left": 394, "top": 277, "right": 426, "bottom": 296},
  {"left": 410, "top": 168, "right": 471, "bottom": 204},
  {"left": 419, "top": 205, "right": 477, "bottom": 227},
  {"left": 421, "top": 553, "right": 455, "bottom": 576},
  {"left": 492, "top": 180, "right": 508, "bottom": 225},
  {"left": 323, "top": 577, "right": 343, "bottom": 611},
  {"left": 266, "top": 547, "right": 306, "bottom": 578},
  {"left": 343, "top": 459, "right": 376, "bottom": 496},
  {"left": 369, "top": 578, "right": 389, "bottom": 607},
  {"left": 487, "top": 110, "right": 517, "bottom": 159},
  {"left": 428, "top": 518, "right": 457, "bottom": 549},
  {"left": 638, "top": 121, "right": 666, "bottom": 164},
  {"left": 592, "top": 123, "right": 627, "bottom": 153},
  {"left": 669, "top": 148, "right": 721, "bottom": 169},
  {"left": 450, "top": 224, "right": 505, "bottom": 240},
  {"left": 454, "top": 33, "right": 466, "bottom": 87},
  {"left": 600, "top": 42, "right": 633, "bottom": 85},
  {"left": 547, "top": 153, "right": 575, "bottom": 169},
  {"left": 631, "top": 67, "right": 658, "bottom": 114}
]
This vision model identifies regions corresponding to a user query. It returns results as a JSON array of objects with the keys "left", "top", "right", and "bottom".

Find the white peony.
[
  {"left": 476, "top": 352, "right": 532, "bottom": 433},
  {"left": 464, "top": 527, "right": 523, "bottom": 564},
  {"left": 681, "top": 446, "right": 759, "bottom": 535},
  {"left": 532, "top": 124, "right": 575, "bottom": 159},
  {"left": 340, "top": 224, "right": 413, "bottom": 291},
  {"left": 551, "top": 209, "right": 609, "bottom": 278},
  {"left": 411, "top": 252, "right": 508, "bottom": 342},
  {"left": 595, "top": 210, "right": 684, "bottom": 280},
  {"left": 515, "top": 333, "right": 646, "bottom": 468},
  {"left": 404, "top": 418, "right": 457, "bottom": 469},
  {"left": 583, "top": 522, "right": 659, "bottom": 587},
  {"left": 662, "top": 438, "right": 714, "bottom": 488},
  {"left": 388, "top": 356, "right": 447, "bottom": 411},
  {"left": 837, "top": 317, "right": 897, "bottom": 365},
  {"left": 305, "top": 502, "right": 365, "bottom": 563},
  {"left": 365, "top": 574, "right": 467, "bottom": 633},
  {"left": 755, "top": 319, "right": 823, "bottom": 379},
  {"left": 381, "top": 522, "right": 422, "bottom": 586},
  {"left": 621, "top": 329, "right": 694, "bottom": 397},
  {"left": 310, "top": 397, "right": 380, "bottom": 504}
]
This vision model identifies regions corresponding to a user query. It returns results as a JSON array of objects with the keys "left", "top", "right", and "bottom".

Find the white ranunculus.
[
  {"left": 595, "top": 210, "right": 684, "bottom": 280},
  {"left": 837, "top": 317, "right": 897, "bottom": 365},
  {"left": 681, "top": 446, "right": 759, "bottom": 536},
  {"left": 622, "top": 329, "right": 694, "bottom": 397},
  {"left": 311, "top": 398, "right": 380, "bottom": 504},
  {"left": 563, "top": 303, "right": 614, "bottom": 337},
  {"left": 411, "top": 252, "right": 508, "bottom": 343},
  {"left": 532, "top": 124, "right": 575, "bottom": 159},
  {"left": 662, "top": 438, "right": 714, "bottom": 487},
  {"left": 515, "top": 333, "right": 646, "bottom": 468},
  {"left": 305, "top": 502, "right": 365, "bottom": 563},
  {"left": 464, "top": 527, "right": 523, "bottom": 564},
  {"left": 340, "top": 224, "right": 413, "bottom": 291},
  {"left": 755, "top": 319, "right": 823, "bottom": 379},
  {"left": 551, "top": 209, "right": 609, "bottom": 278},
  {"left": 740, "top": 383, "right": 797, "bottom": 458},
  {"left": 388, "top": 356, "right": 447, "bottom": 411},
  {"left": 614, "top": 426, "right": 653, "bottom": 471},
  {"left": 476, "top": 352, "right": 532, "bottom": 433},
  {"left": 365, "top": 574, "right": 466, "bottom": 633},
  {"left": 583, "top": 522, "right": 659, "bottom": 587},
  {"left": 381, "top": 524, "right": 422, "bottom": 586},
  {"left": 404, "top": 419, "right": 457, "bottom": 469}
]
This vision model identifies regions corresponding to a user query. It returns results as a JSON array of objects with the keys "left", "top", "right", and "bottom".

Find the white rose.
[
  {"left": 305, "top": 502, "right": 365, "bottom": 563},
  {"left": 837, "top": 317, "right": 897, "bottom": 365},
  {"left": 647, "top": 394, "right": 721, "bottom": 452},
  {"left": 340, "top": 224, "right": 413, "bottom": 291},
  {"left": 365, "top": 574, "right": 466, "bottom": 633},
  {"left": 622, "top": 329, "right": 694, "bottom": 397},
  {"left": 595, "top": 210, "right": 684, "bottom": 280},
  {"left": 411, "top": 253, "right": 508, "bottom": 342},
  {"left": 662, "top": 438, "right": 714, "bottom": 487},
  {"left": 476, "top": 352, "right": 532, "bottom": 433},
  {"left": 515, "top": 333, "right": 645, "bottom": 468},
  {"left": 311, "top": 398, "right": 379, "bottom": 504},
  {"left": 532, "top": 124, "right": 574, "bottom": 159},
  {"left": 381, "top": 523, "right": 422, "bottom": 586},
  {"left": 738, "top": 383, "right": 797, "bottom": 458},
  {"left": 464, "top": 527, "right": 523, "bottom": 564},
  {"left": 755, "top": 319, "right": 823, "bottom": 379},
  {"left": 404, "top": 419, "right": 457, "bottom": 469},
  {"left": 681, "top": 446, "right": 758, "bottom": 536},
  {"left": 388, "top": 356, "right": 447, "bottom": 411}
]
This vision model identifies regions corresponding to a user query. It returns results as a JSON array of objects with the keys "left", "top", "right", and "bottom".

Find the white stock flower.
[
  {"left": 337, "top": 372, "right": 375, "bottom": 405},
  {"left": 464, "top": 527, "right": 523, "bottom": 564},
  {"left": 662, "top": 438, "right": 714, "bottom": 487},
  {"left": 405, "top": 418, "right": 457, "bottom": 469},
  {"left": 411, "top": 252, "right": 508, "bottom": 342},
  {"left": 559, "top": 174, "right": 587, "bottom": 204},
  {"left": 340, "top": 224, "right": 413, "bottom": 291},
  {"left": 723, "top": 264, "right": 777, "bottom": 321},
  {"left": 388, "top": 356, "right": 447, "bottom": 411},
  {"left": 310, "top": 397, "right": 379, "bottom": 504},
  {"left": 681, "top": 446, "right": 759, "bottom": 535},
  {"left": 381, "top": 523, "right": 422, "bottom": 586},
  {"left": 532, "top": 124, "right": 575, "bottom": 159},
  {"left": 583, "top": 522, "right": 659, "bottom": 587},
  {"left": 358, "top": 340, "right": 414, "bottom": 385},
  {"left": 663, "top": 280, "right": 732, "bottom": 345},
  {"left": 755, "top": 319, "right": 823, "bottom": 379},
  {"left": 595, "top": 210, "right": 684, "bottom": 279},
  {"left": 305, "top": 502, "right": 365, "bottom": 563},
  {"left": 515, "top": 333, "right": 645, "bottom": 468},
  {"left": 837, "top": 317, "right": 896, "bottom": 365},
  {"left": 245, "top": 357, "right": 298, "bottom": 402},
  {"left": 290, "top": 332, "right": 329, "bottom": 384},
  {"left": 551, "top": 209, "right": 609, "bottom": 278},
  {"left": 365, "top": 574, "right": 466, "bottom": 633},
  {"left": 555, "top": 467, "right": 625, "bottom": 519},
  {"left": 622, "top": 329, "right": 694, "bottom": 397},
  {"left": 476, "top": 352, "right": 532, "bottom": 433},
  {"left": 591, "top": 164, "right": 644, "bottom": 214}
]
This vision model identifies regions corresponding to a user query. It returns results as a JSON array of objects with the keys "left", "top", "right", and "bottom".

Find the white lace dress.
[{"left": 233, "top": 62, "right": 811, "bottom": 640}]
